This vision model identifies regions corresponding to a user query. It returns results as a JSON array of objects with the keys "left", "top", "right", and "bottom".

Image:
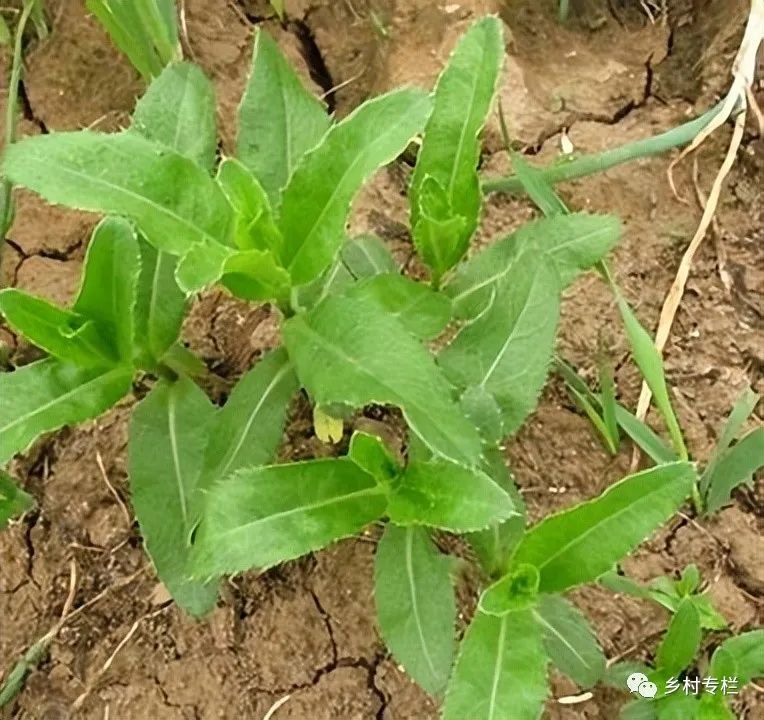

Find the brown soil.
[{"left": 1, "top": 1, "right": 762, "bottom": 719}]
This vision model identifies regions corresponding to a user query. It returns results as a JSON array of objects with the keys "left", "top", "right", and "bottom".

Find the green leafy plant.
[
  {"left": 603, "top": 568, "right": 762, "bottom": 720},
  {"left": 0, "top": 15, "right": 712, "bottom": 718},
  {"left": 86, "top": 0, "right": 180, "bottom": 80}
]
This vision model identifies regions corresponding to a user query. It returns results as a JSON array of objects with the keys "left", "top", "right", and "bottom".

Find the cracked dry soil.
[{"left": 0, "top": 0, "right": 762, "bottom": 718}]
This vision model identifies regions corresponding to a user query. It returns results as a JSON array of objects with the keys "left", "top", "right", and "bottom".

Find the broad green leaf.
[
  {"left": 655, "top": 598, "right": 701, "bottom": 675},
  {"left": 468, "top": 448, "right": 526, "bottom": 577},
  {"left": 616, "top": 295, "right": 687, "bottom": 460},
  {"left": 0, "top": 290, "right": 116, "bottom": 367},
  {"left": 375, "top": 524, "right": 455, "bottom": 696},
  {"left": 697, "top": 695, "right": 734, "bottom": 720},
  {"left": 216, "top": 158, "right": 283, "bottom": 255},
  {"left": 479, "top": 564, "right": 540, "bottom": 616},
  {"left": 344, "top": 274, "right": 452, "bottom": 341},
  {"left": 388, "top": 459, "right": 515, "bottom": 532},
  {"left": 131, "top": 62, "right": 217, "bottom": 171},
  {"left": 700, "top": 386, "right": 758, "bottom": 496},
  {"left": 175, "top": 238, "right": 234, "bottom": 293},
  {"left": 410, "top": 17, "right": 504, "bottom": 275},
  {"left": 439, "top": 260, "right": 560, "bottom": 436},
  {"left": 237, "top": 29, "right": 330, "bottom": 206},
  {"left": 510, "top": 462, "right": 696, "bottom": 593},
  {"left": 656, "top": 694, "right": 700, "bottom": 720},
  {"left": 0, "top": 470, "right": 35, "bottom": 530},
  {"left": 129, "top": 376, "right": 218, "bottom": 616},
  {"left": 279, "top": 88, "right": 432, "bottom": 285},
  {"left": 533, "top": 594, "right": 606, "bottom": 688},
  {"left": 201, "top": 348, "right": 297, "bottom": 482},
  {"left": 3, "top": 131, "right": 233, "bottom": 256},
  {"left": 348, "top": 431, "right": 400, "bottom": 483},
  {"left": 283, "top": 292, "right": 482, "bottom": 466},
  {"left": 460, "top": 385, "right": 503, "bottom": 445},
  {"left": 191, "top": 458, "right": 386, "bottom": 576},
  {"left": 621, "top": 700, "right": 658, "bottom": 720},
  {"left": 133, "top": 238, "right": 187, "bottom": 366},
  {"left": 296, "top": 234, "right": 398, "bottom": 310},
  {"left": 446, "top": 213, "right": 621, "bottom": 320},
  {"left": 0, "top": 359, "right": 132, "bottom": 465},
  {"left": 443, "top": 609, "right": 548, "bottom": 720},
  {"left": 604, "top": 660, "right": 652, "bottom": 689},
  {"left": 709, "top": 630, "right": 764, "bottom": 684},
  {"left": 219, "top": 248, "right": 291, "bottom": 303},
  {"left": 74, "top": 217, "right": 141, "bottom": 363},
  {"left": 704, "top": 427, "right": 764, "bottom": 514}
]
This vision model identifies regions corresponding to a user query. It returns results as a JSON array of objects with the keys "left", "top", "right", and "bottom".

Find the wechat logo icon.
[{"left": 627, "top": 672, "right": 658, "bottom": 699}]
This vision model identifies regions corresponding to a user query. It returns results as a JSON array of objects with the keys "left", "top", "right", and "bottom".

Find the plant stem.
[
  {"left": 1, "top": 0, "right": 35, "bottom": 277},
  {"left": 482, "top": 101, "right": 726, "bottom": 196},
  {"left": 558, "top": 0, "right": 570, "bottom": 23}
]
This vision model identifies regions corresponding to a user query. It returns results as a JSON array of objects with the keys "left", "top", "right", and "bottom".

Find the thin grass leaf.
[
  {"left": 703, "top": 427, "right": 764, "bottom": 514},
  {"left": 700, "top": 386, "right": 759, "bottom": 497},
  {"left": 510, "top": 151, "right": 568, "bottom": 216},
  {"left": 615, "top": 295, "right": 688, "bottom": 460}
]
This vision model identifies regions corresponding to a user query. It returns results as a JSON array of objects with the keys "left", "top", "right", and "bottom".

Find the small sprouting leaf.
[
  {"left": 74, "top": 217, "right": 141, "bottom": 363},
  {"left": 467, "top": 448, "right": 526, "bottom": 578},
  {"left": 0, "top": 470, "right": 35, "bottom": 530},
  {"left": 344, "top": 274, "right": 452, "bottom": 341},
  {"left": 296, "top": 234, "right": 398, "bottom": 309},
  {"left": 439, "top": 260, "right": 561, "bottom": 436},
  {"left": 237, "top": 29, "right": 330, "bottom": 206},
  {"left": 479, "top": 564, "right": 540, "bottom": 616},
  {"left": 411, "top": 176, "right": 467, "bottom": 281},
  {"left": 216, "top": 158, "right": 283, "bottom": 256},
  {"left": 219, "top": 248, "right": 291, "bottom": 303},
  {"left": 175, "top": 238, "right": 234, "bottom": 293},
  {"left": 268, "top": 1, "right": 285, "bottom": 20},
  {"left": 697, "top": 694, "right": 735, "bottom": 720},
  {"left": 3, "top": 131, "right": 233, "bottom": 256},
  {"left": 375, "top": 524, "right": 455, "bottom": 696},
  {"left": 129, "top": 376, "right": 219, "bottom": 616},
  {"left": 443, "top": 609, "right": 548, "bottom": 720},
  {"left": 709, "top": 630, "right": 764, "bottom": 685},
  {"left": 0, "top": 358, "right": 132, "bottom": 465},
  {"left": 599, "top": 570, "right": 653, "bottom": 600},
  {"left": 533, "top": 595, "right": 606, "bottom": 689},
  {"left": 703, "top": 427, "right": 764, "bottom": 514},
  {"left": 656, "top": 693, "right": 701, "bottom": 720},
  {"left": 201, "top": 349, "right": 296, "bottom": 482},
  {"left": 615, "top": 295, "right": 687, "bottom": 460},
  {"left": 314, "top": 405, "right": 344, "bottom": 444},
  {"left": 131, "top": 62, "right": 217, "bottom": 171},
  {"left": 655, "top": 598, "right": 702, "bottom": 676},
  {"left": 410, "top": 16, "right": 504, "bottom": 275},
  {"left": 510, "top": 462, "right": 696, "bottom": 593},
  {"left": 348, "top": 431, "right": 400, "bottom": 482},
  {"left": 446, "top": 213, "right": 621, "bottom": 320},
  {"left": 133, "top": 239, "right": 187, "bottom": 367},
  {"left": 283, "top": 292, "right": 482, "bottom": 467},
  {"left": 0, "top": 290, "right": 115, "bottom": 367},
  {"left": 388, "top": 459, "right": 515, "bottom": 532},
  {"left": 191, "top": 458, "right": 386, "bottom": 576},
  {"left": 279, "top": 88, "right": 431, "bottom": 285}
]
